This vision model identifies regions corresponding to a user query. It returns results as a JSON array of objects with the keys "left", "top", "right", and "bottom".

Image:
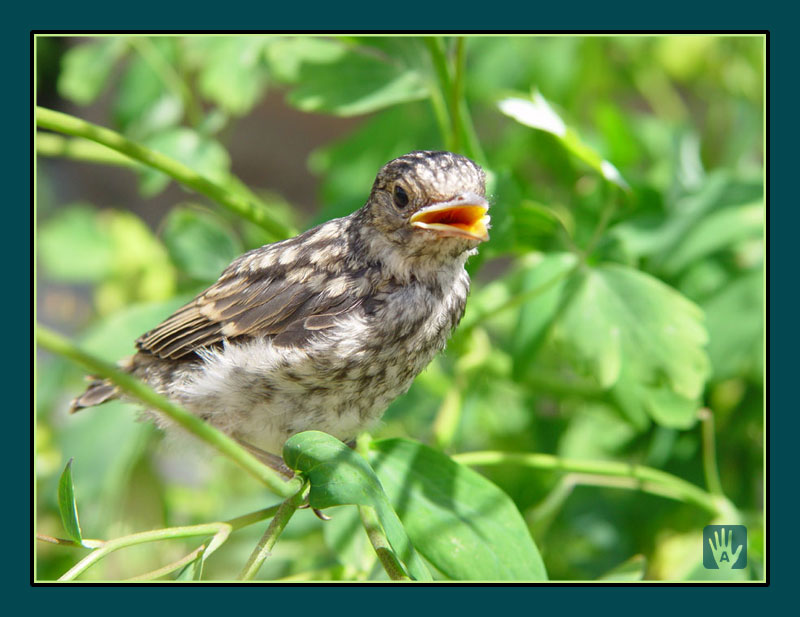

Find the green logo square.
[{"left": 703, "top": 525, "right": 747, "bottom": 569}]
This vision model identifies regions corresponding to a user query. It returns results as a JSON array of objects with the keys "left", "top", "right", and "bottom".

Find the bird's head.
[{"left": 363, "top": 151, "right": 490, "bottom": 258}]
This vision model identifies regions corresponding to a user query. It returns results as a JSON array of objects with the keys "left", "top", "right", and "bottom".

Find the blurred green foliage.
[{"left": 35, "top": 34, "right": 764, "bottom": 581}]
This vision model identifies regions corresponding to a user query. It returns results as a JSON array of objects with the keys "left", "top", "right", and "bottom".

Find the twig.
[
  {"left": 453, "top": 450, "right": 731, "bottom": 516},
  {"left": 358, "top": 506, "right": 410, "bottom": 581},
  {"left": 239, "top": 491, "right": 306, "bottom": 580},
  {"left": 36, "top": 325, "right": 302, "bottom": 497},
  {"left": 35, "top": 106, "right": 296, "bottom": 240}
]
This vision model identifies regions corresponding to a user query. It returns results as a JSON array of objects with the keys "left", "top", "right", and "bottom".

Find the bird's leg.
[
  {"left": 234, "top": 437, "right": 330, "bottom": 520},
  {"left": 234, "top": 437, "right": 295, "bottom": 479}
]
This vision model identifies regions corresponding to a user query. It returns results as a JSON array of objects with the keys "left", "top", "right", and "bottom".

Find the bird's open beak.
[{"left": 409, "top": 193, "right": 490, "bottom": 242}]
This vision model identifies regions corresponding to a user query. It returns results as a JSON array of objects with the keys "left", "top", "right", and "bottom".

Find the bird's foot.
[{"left": 234, "top": 438, "right": 295, "bottom": 479}]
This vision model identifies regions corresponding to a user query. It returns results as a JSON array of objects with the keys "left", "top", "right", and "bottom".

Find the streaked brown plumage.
[{"left": 72, "top": 151, "right": 490, "bottom": 461}]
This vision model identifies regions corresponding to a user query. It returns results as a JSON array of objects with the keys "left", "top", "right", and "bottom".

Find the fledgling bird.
[{"left": 71, "top": 150, "right": 490, "bottom": 466}]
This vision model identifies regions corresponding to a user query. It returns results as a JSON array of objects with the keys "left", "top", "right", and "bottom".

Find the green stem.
[
  {"left": 239, "top": 491, "right": 305, "bottom": 580},
  {"left": 424, "top": 37, "right": 455, "bottom": 151},
  {"left": 35, "top": 106, "right": 295, "bottom": 240},
  {"left": 582, "top": 196, "right": 618, "bottom": 260},
  {"left": 452, "top": 38, "right": 485, "bottom": 163},
  {"left": 424, "top": 37, "right": 484, "bottom": 162},
  {"left": 698, "top": 408, "right": 725, "bottom": 496},
  {"left": 36, "top": 325, "right": 302, "bottom": 498},
  {"left": 453, "top": 450, "right": 727, "bottom": 516},
  {"left": 59, "top": 522, "right": 232, "bottom": 581},
  {"left": 36, "top": 133, "right": 140, "bottom": 168},
  {"left": 358, "top": 506, "right": 410, "bottom": 581},
  {"left": 126, "top": 545, "right": 207, "bottom": 581}
]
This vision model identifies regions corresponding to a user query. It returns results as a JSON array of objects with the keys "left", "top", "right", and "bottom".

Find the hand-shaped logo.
[{"left": 703, "top": 525, "right": 747, "bottom": 570}]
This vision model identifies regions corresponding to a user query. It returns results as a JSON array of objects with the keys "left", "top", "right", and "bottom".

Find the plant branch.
[
  {"left": 36, "top": 133, "right": 140, "bottom": 168},
  {"left": 698, "top": 408, "right": 725, "bottom": 496},
  {"left": 35, "top": 106, "right": 295, "bottom": 240},
  {"left": 424, "top": 37, "right": 484, "bottom": 162},
  {"left": 358, "top": 506, "right": 411, "bottom": 581},
  {"left": 36, "top": 325, "right": 302, "bottom": 498},
  {"left": 126, "top": 545, "right": 207, "bottom": 581},
  {"left": 453, "top": 450, "right": 730, "bottom": 516},
  {"left": 239, "top": 491, "right": 306, "bottom": 580},
  {"left": 59, "top": 522, "right": 233, "bottom": 581}
]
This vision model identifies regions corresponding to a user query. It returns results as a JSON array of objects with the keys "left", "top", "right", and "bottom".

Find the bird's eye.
[{"left": 393, "top": 185, "right": 410, "bottom": 209}]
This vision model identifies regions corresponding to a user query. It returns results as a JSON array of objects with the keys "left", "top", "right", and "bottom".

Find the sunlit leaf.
[
  {"left": 499, "top": 91, "right": 629, "bottom": 190},
  {"left": 369, "top": 438, "right": 548, "bottom": 580}
]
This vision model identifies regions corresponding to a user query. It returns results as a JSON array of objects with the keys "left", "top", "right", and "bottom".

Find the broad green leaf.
[
  {"left": 498, "top": 91, "right": 629, "bottom": 190},
  {"left": 57, "top": 458, "right": 83, "bottom": 544},
  {"left": 283, "top": 38, "right": 429, "bottom": 116},
  {"left": 283, "top": 431, "right": 432, "bottom": 581},
  {"left": 196, "top": 37, "right": 270, "bottom": 115},
  {"left": 161, "top": 207, "right": 241, "bottom": 282},
  {"left": 58, "top": 39, "right": 126, "bottom": 105},
  {"left": 369, "top": 438, "right": 548, "bottom": 581},
  {"left": 38, "top": 204, "right": 114, "bottom": 282},
  {"left": 139, "top": 128, "right": 230, "bottom": 196},
  {"left": 553, "top": 264, "right": 710, "bottom": 427}
]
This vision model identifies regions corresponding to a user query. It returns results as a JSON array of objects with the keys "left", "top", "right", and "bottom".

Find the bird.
[{"left": 71, "top": 150, "right": 490, "bottom": 472}]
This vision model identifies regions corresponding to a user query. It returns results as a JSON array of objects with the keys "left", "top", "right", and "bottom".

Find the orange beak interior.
[{"left": 410, "top": 203, "right": 490, "bottom": 242}]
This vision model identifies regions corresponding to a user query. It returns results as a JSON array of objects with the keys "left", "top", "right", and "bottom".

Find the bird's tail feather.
[{"left": 69, "top": 379, "right": 120, "bottom": 413}]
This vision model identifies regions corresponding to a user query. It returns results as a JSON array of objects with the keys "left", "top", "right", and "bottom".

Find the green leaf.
[
  {"left": 703, "top": 269, "right": 764, "bottom": 381},
  {"left": 661, "top": 200, "right": 764, "bottom": 275},
  {"left": 195, "top": 37, "right": 270, "bottom": 115},
  {"left": 498, "top": 91, "right": 629, "bottom": 190},
  {"left": 553, "top": 264, "right": 710, "bottom": 427},
  {"left": 161, "top": 207, "right": 241, "bottom": 282},
  {"left": 57, "top": 458, "right": 83, "bottom": 544},
  {"left": 58, "top": 39, "right": 126, "bottom": 105},
  {"left": 282, "top": 38, "right": 430, "bottom": 116},
  {"left": 283, "top": 431, "right": 432, "bottom": 581},
  {"left": 369, "top": 438, "right": 548, "bottom": 581},
  {"left": 512, "top": 252, "right": 578, "bottom": 375},
  {"left": 139, "top": 128, "right": 231, "bottom": 196},
  {"left": 113, "top": 38, "right": 183, "bottom": 138},
  {"left": 38, "top": 204, "right": 114, "bottom": 282},
  {"left": 598, "top": 554, "right": 647, "bottom": 581}
]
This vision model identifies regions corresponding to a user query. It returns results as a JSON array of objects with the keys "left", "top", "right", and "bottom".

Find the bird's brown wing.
[{"left": 136, "top": 266, "right": 363, "bottom": 359}]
